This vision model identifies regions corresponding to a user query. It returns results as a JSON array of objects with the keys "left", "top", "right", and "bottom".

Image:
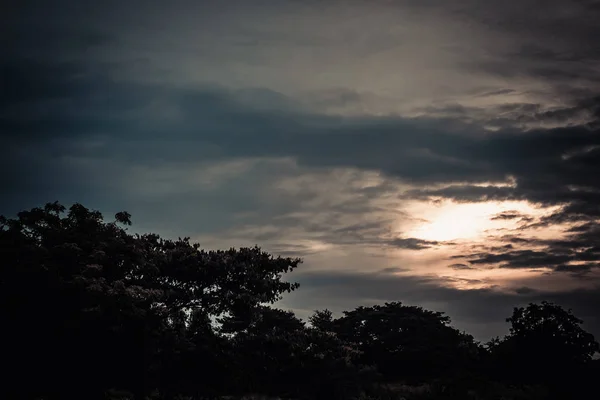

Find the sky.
[{"left": 2, "top": 0, "right": 600, "bottom": 341}]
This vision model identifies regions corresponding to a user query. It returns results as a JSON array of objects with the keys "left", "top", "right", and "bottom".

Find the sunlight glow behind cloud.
[{"left": 403, "top": 200, "right": 544, "bottom": 242}]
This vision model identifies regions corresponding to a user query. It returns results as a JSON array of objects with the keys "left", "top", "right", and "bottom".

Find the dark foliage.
[
  {"left": 486, "top": 301, "right": 600, "bottom": 398},
  {"left": 1, "top": 202, "right": 598, "bottom": 400},
  {"left": 329, "top": 302, "right": 482, "bottom": 384}
]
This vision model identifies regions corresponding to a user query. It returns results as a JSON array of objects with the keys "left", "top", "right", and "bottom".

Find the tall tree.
[{"left": 0, "top": 202, "right": 301, "bottom": 399}]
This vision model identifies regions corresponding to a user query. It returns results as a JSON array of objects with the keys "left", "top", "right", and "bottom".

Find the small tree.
[{"left": 309, "top": 308, "right": 335, "bottom": 332}]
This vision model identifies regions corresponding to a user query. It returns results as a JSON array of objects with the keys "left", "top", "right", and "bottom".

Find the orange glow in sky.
[{"left": 403, "top": 200, "right": 553, "bottom": 242}]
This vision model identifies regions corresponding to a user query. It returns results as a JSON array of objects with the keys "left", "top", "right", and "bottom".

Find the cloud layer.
[{"left": 3, "top": 0, "right": 600, "bottom": 340}]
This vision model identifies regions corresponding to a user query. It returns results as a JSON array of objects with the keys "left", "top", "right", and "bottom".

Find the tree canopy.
[
  {"left": 1, "top": 202, "right": 598, "bottom": 400},
  {"left": 1, "top": 202, "right": 300, "bottom": 399},
  {"left": 487, "top": 301, "right": 600, "bottom": 391},
  {"left": 507, "top": 301, "right": 599, "bottom": 364},
  {"left": 327, "top": 302, "right": 480, "bottom": 383}
]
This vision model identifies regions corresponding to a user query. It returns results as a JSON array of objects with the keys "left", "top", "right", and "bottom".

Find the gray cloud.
[
  {"left": 3, "top": 57, "right": 600, "bottom": 271},
  {"left": 4, "top": 58, "right": 599, "bottom": 185},
  {"left": 448, "top": 263, "right": 476, "bottom": 270},
  {"left": 514, "top": 287, "right": 538, "bottom": 295},
  {"left": 3, "top": 0, "right": 600, "bottom": 341},
  {"left": 378, "top": 267, "right": 412, "bottom": 274},
  {"left": 490, "top": 211, "right": 526, "bottom": 221},
  {"left": 457, "top": 224, "right": 600, "bottom": 278},
  {"left": 386, "top": 237, "right": 440, "bottom": 250}
]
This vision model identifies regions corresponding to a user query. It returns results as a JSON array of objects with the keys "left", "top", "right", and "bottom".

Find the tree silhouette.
[
  {"left": 330, "top": 302, "right": 481, "bottom": 384},
  {"left": 2, "top": 202, "right": 599, "bottom": 399},
  {"left": 508, "top": 301, "right": 599, "bottom": 364},
  {"left": 309, "top": 308, "right": 335, "bottom": 332},
  {"left": 488, "top": 301, "right": 599, "bottom": 396},
  {"left": 0, "top": 202, "right": 301, "bottom": 399}
]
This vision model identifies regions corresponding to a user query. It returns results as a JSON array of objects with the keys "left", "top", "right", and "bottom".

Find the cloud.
[
  {"left": 378, "top": 267, "right": 412, "bottom": 274},
  {"left": 514, "top": 286, "right": 538, "bottom": 295},
  {"left": 8, "top": 0, "right": 599, "bottom": 112},
  {"left": 456, "top": 225, "right": 600, "bottom": 278},
  {"left": 491, "top": 211, "right": 528, "bottom": 221},
  {"left": 3, "top": 0, "right": 600, "bottom": 341},
  {"left": 386, "top": 238, "right": 440, "bottom": 250},
  {"left": 4, "top": 58, "right": 599, "bottom": 186},
  {"left": 3, "top": 57, "right": 600, "bottom": 273},
  {"left": 464, "top": 250, "right": 574, "bottom": 269},
  {"left": 449, "top": 263, "right": 476, "bottom": 270}
]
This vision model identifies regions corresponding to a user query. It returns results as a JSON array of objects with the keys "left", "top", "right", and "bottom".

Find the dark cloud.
[
  {"left": 414, "top": 96, "right": 600, "bottom": 130},
  {"left": 457, "top": 225, "right": 600, "bottom": 277},
  {"left": 554, "top": 264, "right": 598, "bottom": 274},
  {"left": 378, "top": 267, "right": 411, "bottom": 274},
  {"left": 503, "top": 236, "right": 533, "bottom": 244},
  {"left": 514, "top": 287, "right": 538, "bottom": 295},
  {"left": 386, "top": 238, "right": 439, "bottom": 250},
  {"left": 448, "top": 0, "right": 600, "bottom": 94},
  {"left": 448, "top": 263, "right": 476, "bottom": 270},
  {"left": 2, "top": 56, "right": 600, "bottom": 254},
  {"left": 490, "top": 211, "right": 526, "bottom": 221},
  {"left": 462, "top": 250, "right": 573, "bottom": 269},
  {"left": 4, "top": 58, "right": 599, "bottom": 194},
  {"left": 404, "top": 185, "right": 519, "bottom": 203},
  {"left": 3, "top": 57, "right": 600, "bottom": 269}
]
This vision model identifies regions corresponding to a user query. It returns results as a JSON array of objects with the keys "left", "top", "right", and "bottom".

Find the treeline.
[{"left": 1, "top": 203, "right": 598, "bottom": 400}]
